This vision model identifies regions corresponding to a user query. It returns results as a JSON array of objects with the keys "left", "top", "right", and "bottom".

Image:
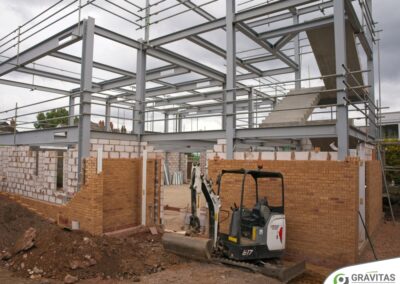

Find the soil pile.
[{"left": 0, "top": 195, "right": 183, "bottom": 282}]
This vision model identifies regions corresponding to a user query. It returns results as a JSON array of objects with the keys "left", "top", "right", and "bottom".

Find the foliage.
[
  {"left": 384, "top": 139, "right": 400, "bottom": 184},
  {"left": 34, "top": 108, "right": 69, "bottom": 129}
]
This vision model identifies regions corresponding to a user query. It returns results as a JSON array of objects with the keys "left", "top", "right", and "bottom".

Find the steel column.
[
  {"left": 293, "top": 12, "right": 301, "bottom": 89},
  {"left": 164, "top": 113, "right": 169, "bottom": 133},
  {"left": 78, "top": 17, "right": 95, "bottom": 184},
  {"left": 225, "top": 0, "right": 236, "bottom": 159},
  {"left": 334, "top": 0, "right": 349, "bottom": 159},
  {"left": 367, "top": 0, "right": 376, "bottom": 138},
  {"left": 69, "top": 96, "right": 75, "bottom": 126},
  {"left": 176, "top": 114, "right": 183, "bottom": 132},
  {"left": 134, "top": 41, "right": 146, "bottom": 135},
  {"left": 105, "top": 100, "right": 111, "bottom": 131},
  {"left": 248, "top": 89, "right": 254, "bottom": 128}
]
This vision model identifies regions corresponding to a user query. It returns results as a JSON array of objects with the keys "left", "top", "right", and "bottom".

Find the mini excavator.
[{"left": 162, "top": 164, "right": 305, "bottom": 283}]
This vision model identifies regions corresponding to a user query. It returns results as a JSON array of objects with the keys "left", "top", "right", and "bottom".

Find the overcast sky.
[{"left": 0, "top": 0, "right": 399, "bottom": 132}]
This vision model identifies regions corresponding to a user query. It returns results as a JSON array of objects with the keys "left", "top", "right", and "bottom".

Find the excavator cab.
[{"left": 217, "top": 169, "right": 286, "bottom": 261}]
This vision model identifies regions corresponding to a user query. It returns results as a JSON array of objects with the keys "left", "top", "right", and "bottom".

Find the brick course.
[{"left": 208, "top": 159, "right": 360, "bottom": 268}]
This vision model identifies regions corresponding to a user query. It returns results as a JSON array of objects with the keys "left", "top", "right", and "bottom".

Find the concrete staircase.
[
  {"left": 260, "top": 87, "right": 323, "bottom": 127},
  {"left": 306, "top": 22, "right": 364, "bottom": 99}
]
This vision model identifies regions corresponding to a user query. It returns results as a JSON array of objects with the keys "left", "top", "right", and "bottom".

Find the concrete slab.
[{"left": 307, "top": 22, "right": 364, "bottom": 104}]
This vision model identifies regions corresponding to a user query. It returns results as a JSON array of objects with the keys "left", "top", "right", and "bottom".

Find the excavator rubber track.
[{"left": 212, "top": 257, "right": 306, "bottom": 283}]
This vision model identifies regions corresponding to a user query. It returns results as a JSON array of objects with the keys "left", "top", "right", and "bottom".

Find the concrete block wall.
[
  {"left": 166, "top": 152, "right": 188, "bottom": 183},
  {"left": 89, "top": 138, "right": 145, "bottom": 159},
  {"left": 208, "top": 159, "right": 360, "bottom": 268},
  {"left": 206, "top": 139, "right": 338, "bottom": 162},
  {"left": 0, "top": 146, "right": 67, "bottom": 204},
  {"left": 0, "top": 138, "right": 147, "bottom": 204}
]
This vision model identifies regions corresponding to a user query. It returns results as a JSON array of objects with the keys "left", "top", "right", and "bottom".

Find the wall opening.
[{"left": 56, "top": 151, "right": 64, "bottom": 189}]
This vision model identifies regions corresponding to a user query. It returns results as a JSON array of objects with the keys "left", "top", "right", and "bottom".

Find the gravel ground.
[{"left": 359, "top": 221, "right": 400, "bottom": 263}]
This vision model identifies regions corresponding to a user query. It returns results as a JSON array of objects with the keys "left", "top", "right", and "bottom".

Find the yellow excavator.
[{"left": 162, "top": 165, "right": 305, "bottom": 283}]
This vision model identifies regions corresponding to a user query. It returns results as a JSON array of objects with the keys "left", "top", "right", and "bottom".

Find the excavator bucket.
[{"left": 162, "top": 233, "right": 213, "bottom": 261}]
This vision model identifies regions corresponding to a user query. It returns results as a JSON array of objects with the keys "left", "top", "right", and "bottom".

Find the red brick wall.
[
  {"left": 208, "top": 160, "right": 360, "bottom": 268},
  {"left": 365, "top": 160, "right": 382, "bottom": 236},
  {"left": 102, "top": 159, "right": 140, "bottom": 232}
]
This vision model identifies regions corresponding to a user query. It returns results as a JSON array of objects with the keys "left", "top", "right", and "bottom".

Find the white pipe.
[{"left": 141, "top": 149, "right": 148, "bottom": 225}]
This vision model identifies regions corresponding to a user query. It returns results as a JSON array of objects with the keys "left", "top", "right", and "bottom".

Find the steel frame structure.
[{"left": 0, "top": 0, "right": 377, "bottom": 168}]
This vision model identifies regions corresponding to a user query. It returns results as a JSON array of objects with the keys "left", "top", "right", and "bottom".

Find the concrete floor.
[{"left": 162, "top": 184, "right": 191, "bottom": 231}]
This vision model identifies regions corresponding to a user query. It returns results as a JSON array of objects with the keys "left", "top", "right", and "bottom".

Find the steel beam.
[
  {"left": 149, "top": 0, "right": 318, "bottom": 47},
  {"left": 274, "top": 33, "right": 297, "bottom": 50},
  {"left": 242, "top": 55, "right": 276, "bottom": 65},
  {"left": 0, "top": 78, "right": 70, "bottom": 95},
  {"left": 188, "top": 36, "right": 262, "bottom": 76},
  {"left": 179, "top": 1, "right": 262, "bottom": 77},
  {"left": 237, "top": 67, "right": 295, "bottom": 81},
  {"left": 51, "top": 51, "right": 135, "bottom": 77},
  {"left": 0, "top": 123, "right": 367, "bottom": 147},
  {"left": 334, "top": 0, "right": 349, "bottom": 159},
  {"left": 141, "top": 123, "right": 338, "bottom": 143},
  {"left": 0, "top": 22, "right": 83, "bottom": 77},
  {"left": 152, "top": 88, "right": 249, "bottom": 107},
  {"left": 247, "top": 1, "right": 333, "bottom": 28},
  {"left": 236, "top": 23, "right": 298, "bottom": 69},
  {"left": 71, "top": 64, "right": 179, "bottom": 95},
  {"left": 17, "top": 66, "right": 83, "bottom": 85},
  {"left": 147, "top": 48, "right": 225, "bottom": 82},
  {"left": 98, "top": 66, "right": 189, "bottom": 93},
  {"left": 236, "top": 124, "right": 337, "bottom": 140},
  {"left": 90, "top": 130, "right": 139, "bottom": 141},
  {"left": 154, "top": 98, "right": 271, "bottom": 114},
  {"left": 258, "top": 16, "right": 334, "bottom": 40},
  {"left": 78, "top": 17, "right": 95, "bottom": 183},
  {"left": 94, "top": 26, "right": 140, "bottom": 49},
  {"left": 0, "top": 127, "right": 79, "bottom": 145},
  {"left": 95, "top": 26, "right": 225, "bottom": 82}
]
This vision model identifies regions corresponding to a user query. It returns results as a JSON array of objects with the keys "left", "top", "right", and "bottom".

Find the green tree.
[
  {"left": 384, "top": 139, "right": 400, "bottom": 185},
  {"left": 34, "top": 108, "right": 69, "bottom": 129}
]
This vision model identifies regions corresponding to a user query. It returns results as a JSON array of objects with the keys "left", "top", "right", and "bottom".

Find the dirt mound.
[{"left": 0, "top": 195, "right": 183, "bottom": 281}]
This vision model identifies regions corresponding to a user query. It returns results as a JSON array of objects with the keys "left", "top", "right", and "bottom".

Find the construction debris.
[
  {"left": 64, "top": 274, "right": 79, "bottom": 284},
  {"left": 13, "top": 227, "right": 36, "bottom": 254}
]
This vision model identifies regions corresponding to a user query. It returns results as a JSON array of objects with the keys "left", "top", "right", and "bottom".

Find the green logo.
[{"left": 334, "top": 273, "right": 349, "bottom": 284}]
